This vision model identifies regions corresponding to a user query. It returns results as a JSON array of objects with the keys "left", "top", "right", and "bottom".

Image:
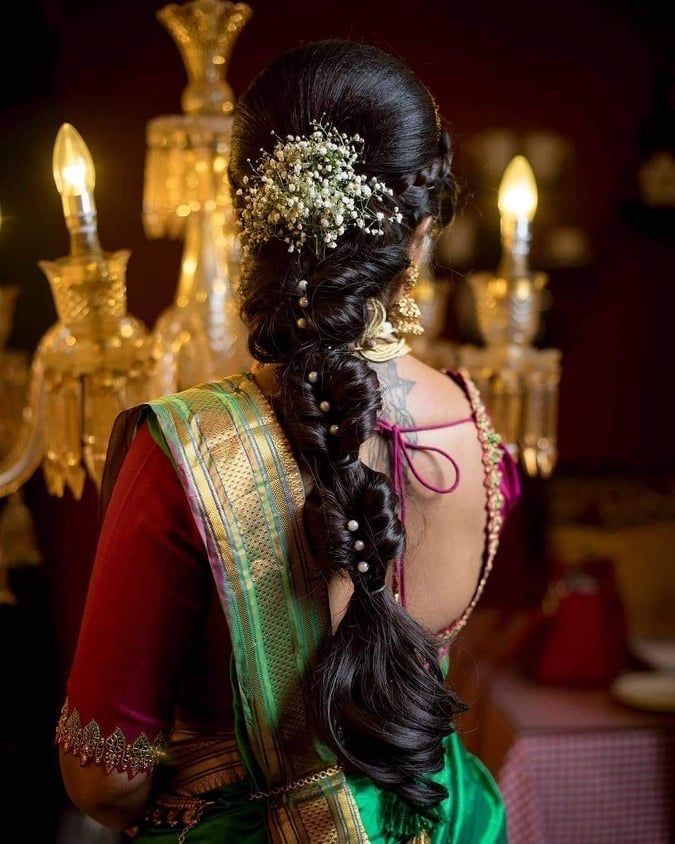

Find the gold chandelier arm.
[{"left": 0, "top": 357, "right": 46, "bottom": 497}]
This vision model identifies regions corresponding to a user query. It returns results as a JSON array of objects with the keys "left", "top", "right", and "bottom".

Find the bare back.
[
  {"left": 334, "top": 355, "right": 488, "bottom": 633},
  {"left": 255, "top": 355, "right": 490, "bottom": 634}
]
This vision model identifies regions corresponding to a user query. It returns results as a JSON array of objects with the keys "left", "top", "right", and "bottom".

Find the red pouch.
[{"left": 516, "top": 558, "right": 629, "bottom": 688}]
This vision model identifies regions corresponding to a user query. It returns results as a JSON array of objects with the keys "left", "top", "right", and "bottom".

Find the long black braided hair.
[{"left": 230, "top": 40, "right": 465, "bottom": 810}]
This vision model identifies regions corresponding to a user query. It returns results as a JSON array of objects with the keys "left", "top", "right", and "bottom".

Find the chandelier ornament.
[
  {"left": 0, "top": 286, "right": 30, "bottom": 462},
  {"left": 0, "top": 124, "right": 156, "bottom": 499},
  {"left": 143, "top": 0, "right": 253, "bottom": 393},
  {"left": 0, "top": 233, "right": 38, "bottom": 603},
  {"left": 460, "top": 155, "right": 562, "bottom": 478}
]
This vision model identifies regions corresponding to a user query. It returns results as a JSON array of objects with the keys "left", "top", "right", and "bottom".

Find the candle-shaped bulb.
[
  {"left": 53, "top": 124, "right": 96, "bottom": 200},
  {"left": 52, "top": 124, "right": 100, "bottom": 254},
  {"left": 498, "top": 155, "right": 538, "bottom": 224}
]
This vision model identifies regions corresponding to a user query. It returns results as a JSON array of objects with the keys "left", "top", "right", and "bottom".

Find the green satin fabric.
[
  {"left": 349, "top": 656, "right": 506, "bottom": 842},
  {"left": 134, "top": 734, "right": 505, "bottom": 844},
  {"left": 134, "top": 656, "right": 506, "bottom": 843},
  {"left": 347, "top": 732, "right": 507, "bottom": 844},
  {"left": 134, "top": 382, "right": 507, "bottom": 843}
]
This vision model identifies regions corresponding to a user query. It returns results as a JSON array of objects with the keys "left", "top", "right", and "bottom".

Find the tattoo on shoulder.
[
  {"left": 375, "top": 360, "right": 417, "bottom": 431},
  {"left": 366, "top": 360, "right": 418, "bottom": 471}
]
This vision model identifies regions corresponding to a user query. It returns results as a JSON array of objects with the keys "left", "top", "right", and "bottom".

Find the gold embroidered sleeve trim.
[{"left": 55, "top": 698, "right": 168, "bottom": 778}]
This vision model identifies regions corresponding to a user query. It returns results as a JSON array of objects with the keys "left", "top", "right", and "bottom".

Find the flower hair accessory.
[{"left": 236, "top": 120, "right": 402, "bottom": 256}]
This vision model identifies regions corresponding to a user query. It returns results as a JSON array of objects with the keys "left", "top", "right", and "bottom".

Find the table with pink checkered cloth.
[{"left": 479, "top": 668, "right": 675, "bottom": 844}]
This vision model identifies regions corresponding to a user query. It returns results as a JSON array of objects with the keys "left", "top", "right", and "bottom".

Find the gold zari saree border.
[{"left": 147, "top": 374, "right": 369, "bottom": 843}]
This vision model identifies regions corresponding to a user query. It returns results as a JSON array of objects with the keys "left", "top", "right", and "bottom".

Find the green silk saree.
[{"left": 126, "top": 373, "right": 506, "bottom": 844}]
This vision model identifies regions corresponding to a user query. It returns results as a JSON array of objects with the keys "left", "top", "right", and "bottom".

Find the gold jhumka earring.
[{"left": 388, "top": 264, "right": 425, "bottom": 337}]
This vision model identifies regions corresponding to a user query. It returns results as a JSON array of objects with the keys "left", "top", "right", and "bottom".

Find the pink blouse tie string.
[{"left": 374, "top": 415, "right": 473, "bottom": 605}]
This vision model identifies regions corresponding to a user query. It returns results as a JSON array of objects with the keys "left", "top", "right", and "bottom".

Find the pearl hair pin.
[
  {"left": 353, "top": 539, "right": 365, "bottom": 551},
  {"left": 307, "top": 371, "right": 318, "bottom": 384},
  {"left": 329, "top": 424, "right": 339, "bottom": 435},
  {"left": 319, "top": 400, "right": 330, "bottom": 413},
  {"left": 299, "top": 296, "right": 309, "bottom": 308},
  {"left": 296, "top": 317, "right": 308, "bottom": 329},
  {"left": 298, "top": 279, "right": 308, "bottom": 291},
  {"left": 356, "top": 561, "right": 370, "bottom": 573},
  {"left": 346, "top": 519, "right": 359, "bottom": 532}
]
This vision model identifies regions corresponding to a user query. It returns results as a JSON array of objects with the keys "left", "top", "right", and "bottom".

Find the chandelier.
[
  {"left": 0, "top": 124, "right": 156, "bottom": 499},
  {"left": 0, "top": 256, "right": 40, "bottom": 603},
  {"left": 0, "top": 284, "right": 29, "bottom": 459},
  {"left": 143, "top": 0, "right": 252, "bottom": 393},
  {"left": 458, "top": 156, "right": 562, "bottom": 477},
  {"left": 0, "top": 1, "right": 560, "bottom": 502}
]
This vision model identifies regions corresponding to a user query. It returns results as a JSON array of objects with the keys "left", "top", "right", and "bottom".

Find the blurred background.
[{"left": 0, "top": 0, "right": 673, "bottom": 841}]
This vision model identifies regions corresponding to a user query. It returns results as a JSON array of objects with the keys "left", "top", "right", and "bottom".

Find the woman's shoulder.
[
  {"left": 384, "top": 355, "right": 474, "bottom": 425},
  {"left": 110, "top": 420, "right": 178, "bottom": 506},
  {"left": 155, "top": 372, "right": 254, "bottom": 403},
  {"left": 390, "top": 356, "right": 521, "bottom": 508},
  {"left": 101, "top": 417, "right": 206, "bottom": 552}
]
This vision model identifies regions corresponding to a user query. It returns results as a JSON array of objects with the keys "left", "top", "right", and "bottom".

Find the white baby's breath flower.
[{"left": 237, "top": 120, "right": 401, "bottom": 257}]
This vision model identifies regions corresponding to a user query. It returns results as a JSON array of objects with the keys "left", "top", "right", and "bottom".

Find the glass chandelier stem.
[
  {"left": 66, "top": 211, "right": 102, "bottom": 257},
  {"left": 145, "top": 1, "right": 252, "bottom": 391},
  {"left": 177, "top": 211, "right": 237, "bottom": 355},
  {"left": 158, "top": 0, "right": 252, "bottom": 117},
  {"left": 0, "top": 359, "right": 47, "bottom": 497},
  {"left": 177, "top": 212, "right": 215, "bottom": 301},
  {"left": 498, "top": 215, "right": 532, "bottom": 278}
]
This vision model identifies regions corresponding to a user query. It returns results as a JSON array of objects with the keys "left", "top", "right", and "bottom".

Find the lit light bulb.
[
  {"left": 498, "top": 155, "right": 538, "bottom": 225},
  {"left": 53, "top": 123, "right": 96, "bottom": 199},
  {"left": 52, "top": 123, "right": 100, "bottom": 253}
]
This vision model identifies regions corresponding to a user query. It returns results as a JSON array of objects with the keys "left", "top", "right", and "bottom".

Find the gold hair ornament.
[{"left": 352, "top": 298, "right": 411, "bottom": 362}]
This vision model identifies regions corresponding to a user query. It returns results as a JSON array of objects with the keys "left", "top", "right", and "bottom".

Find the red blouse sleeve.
[{"left": 56, "top": 422, "right": 210, "bottom": 777}]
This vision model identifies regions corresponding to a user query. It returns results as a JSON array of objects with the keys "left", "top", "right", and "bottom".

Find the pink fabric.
[
  {"left": 498, "top": 439, "right": 522, "bottom": 521},
  {"left": 481, "top": 668, "right": 675, "bottom": 844},
  {"left": 499, "top": 731, "right": 675, "bottom": 844},
  {"left": 442, "top": 369, "right": 522, "bottom": 520}
]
